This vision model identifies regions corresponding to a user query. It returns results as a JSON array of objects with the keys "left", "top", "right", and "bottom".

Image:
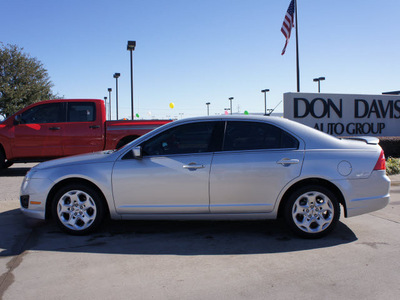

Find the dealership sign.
[{"left": 283, "top": 93, "right": 400, "bottom": 136}]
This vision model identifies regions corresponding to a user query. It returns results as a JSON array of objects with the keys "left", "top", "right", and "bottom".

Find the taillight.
[{"left": 373, "top": 150, "right": 386, "bottom": 170}]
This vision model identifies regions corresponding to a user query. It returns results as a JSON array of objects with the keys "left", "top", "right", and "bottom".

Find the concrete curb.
[{"left": 389, "top": 174, "right": 400, "bottom": 185}]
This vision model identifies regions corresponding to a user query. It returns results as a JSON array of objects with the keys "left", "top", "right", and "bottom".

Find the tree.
[{"left": 0, "top": 43, "right": 58, "bottom": 118}]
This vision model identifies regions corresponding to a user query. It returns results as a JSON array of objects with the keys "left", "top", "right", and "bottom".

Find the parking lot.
[{"left": 1, "top": 163, "right": 400, "bottom": 300}]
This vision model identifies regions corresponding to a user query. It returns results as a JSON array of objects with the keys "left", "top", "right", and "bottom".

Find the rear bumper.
[
  {"left": 346, "top": 194, "right": 390, "bottom": 217},
  {"left": 336, "top": 170, "right": 391, "bottom": 218}
]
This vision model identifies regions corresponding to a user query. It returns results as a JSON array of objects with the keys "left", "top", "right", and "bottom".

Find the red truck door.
[
  {"left": 13, "top": 102, "right": 64, "bottom": 158},
  {"left": 62, "top": 101, "right": 104, "bottom": 156}
]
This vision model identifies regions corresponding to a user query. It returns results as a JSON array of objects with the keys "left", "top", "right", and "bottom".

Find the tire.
[
  {"left": 284, "top": 185, "right": 340, "bottom": 238},
  {"left": 0, "top": 148, "right": 7, "bottom": 169},
  {"left": 0, "top": 147, "right": 13, "bottom": 169},
  {"left": 52, "top": 184, "right": 105, "bottom": 235}
]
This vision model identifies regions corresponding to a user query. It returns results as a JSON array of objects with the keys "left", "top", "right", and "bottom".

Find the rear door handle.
[
  {"left": 49, "top": 127, "right": 61, "bottom": 130},
  {"left": 89, "top": 125, "right": 100, "bottom": 129},
  {"left": 183, "top": 163, "right": 205, "bottom": 170},
  {"left": 277, "top": 158, "right": 300, "bottom": 165}
]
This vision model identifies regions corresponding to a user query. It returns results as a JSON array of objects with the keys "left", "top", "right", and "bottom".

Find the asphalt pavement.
[{"left": 1, "top": 163, "right": 400, "bottom": 300}]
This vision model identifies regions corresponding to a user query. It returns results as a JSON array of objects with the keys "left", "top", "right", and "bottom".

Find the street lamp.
[
  {"left": 261, "top": 89, "right": 270, "bottom": 116},
  {"left": 127, "top": 41, "right": 136, "bottom": 120},
  {"left": 313, "top": 77, "right": 325, "bottom": 93},
  {"left": 108, "top": 88, "right": 112, "bottom": 120},
  {"left": 113, "top": 73, "right": 120, "bottom": 120},
  {"left": 228, "top": 97, "right": 234, "bottom": 115},
  {"left": 206, "top": 102, "right": 211, "bottom": 116}
]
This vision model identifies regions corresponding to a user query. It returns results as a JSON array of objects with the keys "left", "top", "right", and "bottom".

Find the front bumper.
[{"left": 19, "top": 177, "right": 54, "bottom": 220}]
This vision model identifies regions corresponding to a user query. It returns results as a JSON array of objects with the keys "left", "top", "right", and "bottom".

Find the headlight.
[
  {"left": 21, "top": 169, "right": 37, "bottom": 190},
  {"left": 25, "top": 168, "right": 37, "bottom": 180}
]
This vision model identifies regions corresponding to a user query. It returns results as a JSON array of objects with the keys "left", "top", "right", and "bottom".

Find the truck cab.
[
  {"left": 0, "top": 99, "right": 171, "bottom": 168},
  {"left": 1, "top": 99, "right": 105, "bottom": 164}
]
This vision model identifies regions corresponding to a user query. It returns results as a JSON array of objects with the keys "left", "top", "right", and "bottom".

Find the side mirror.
[
  {"left": 132, "top": 146, "right": 143, "bottom": 160},
  {"left": 14, "top": 114, "right": 22, "bottom": 125}
]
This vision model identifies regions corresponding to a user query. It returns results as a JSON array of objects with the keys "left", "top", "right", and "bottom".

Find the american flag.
[{"left": 281, "top": 0, "right": 295, "bottom": 55}]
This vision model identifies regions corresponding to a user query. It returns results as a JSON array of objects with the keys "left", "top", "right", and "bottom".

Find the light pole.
[
  {"left": 206, "top": 102, "right": 211, "bottom": 116},
  {"left": 228, "top": 97, "right": 234, "bottom": 115},
  {"left": 127, "top": 41, "right": 136, "bottom": 120},
  {"left": 108, "top": 88, "right": 112, "bottom": 120},
  {"left": 313, "top": 77, "right": 325, "bottom": 93},
  {"left": 261, "top": 89, "right": 270, "bottom": 116},
  {"left": 113, "top": 73, "right": 120, "bottom": 120}
]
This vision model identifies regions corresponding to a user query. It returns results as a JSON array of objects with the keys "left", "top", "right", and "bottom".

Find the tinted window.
[
  {"left": 68, "top": 102, "right": 96, "bottom": 122},
  {"left": 20, "top": 103, "right": 65, "bottom": 124},
  {"left": 142, "top": 122, "right": 218, "bottom": 156},
  {"left": 223, "top": 121, "right": 299, "bottom": 151}
]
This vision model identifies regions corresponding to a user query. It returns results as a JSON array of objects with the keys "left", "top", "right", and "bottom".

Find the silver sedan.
[{"left": 20, "top": 116, "right": 390, "bottom": 238}]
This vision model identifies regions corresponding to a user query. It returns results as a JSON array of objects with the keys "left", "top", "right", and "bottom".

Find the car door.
[
  {"left": 210, "top": 120, "right": 304, "bottom": 213},
  {"left": 13, "top": 102, "right": 65, "bottom": 158},
  {"left": 62, "top": 102, "right": 104, "bottom": 156},
  {"left": 112, "top": 121, "right": 222, "bottom": 214}
]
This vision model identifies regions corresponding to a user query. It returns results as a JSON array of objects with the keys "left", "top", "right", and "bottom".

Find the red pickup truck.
[{"left": 0, "top": 99, "right": 171, "bottom": 168}]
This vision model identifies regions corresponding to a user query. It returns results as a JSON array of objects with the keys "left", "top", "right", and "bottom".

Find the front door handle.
[
  {"left": 277, "top": 158, "right": 300, "bottom": 166},
  {"left": 183, "top": 163, "right": 205, "bottom": 170},
  {"left": 89, "top": 125, "right": 100, "bottom": 129},
  {"left": 49, "top": 127, "right": 61, "bottom": 130}
]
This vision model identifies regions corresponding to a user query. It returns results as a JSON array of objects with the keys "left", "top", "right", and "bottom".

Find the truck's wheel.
[
  {"left": 0, "top": 148, "right": 7, "bottom": 169},
  {"left": 52, "top": 183, "right": 105, "bottom": 235}
]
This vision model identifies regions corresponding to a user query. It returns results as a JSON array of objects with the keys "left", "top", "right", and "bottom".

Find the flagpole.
[{"left": 295, "top": 0, "right": 300, "bottom": 92}]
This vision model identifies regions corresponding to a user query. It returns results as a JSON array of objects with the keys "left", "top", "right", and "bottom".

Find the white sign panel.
[{"left": 283, "top": 93, "right": 400, "bottom": 136}]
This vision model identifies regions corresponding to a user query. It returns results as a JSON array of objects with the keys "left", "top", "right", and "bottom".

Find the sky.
[{"left": 2, "top": 0, "right": 399, "bottom": 120}]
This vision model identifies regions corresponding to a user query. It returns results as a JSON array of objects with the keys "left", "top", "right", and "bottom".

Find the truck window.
[
  {"left": 20, "top": 103, "right": 65, "bottom": 124},
  {"left": 68, "top": 102, "right": 96, "bottom": 122}
]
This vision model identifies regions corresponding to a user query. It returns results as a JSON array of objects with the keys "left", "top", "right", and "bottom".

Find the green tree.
[{"left": 0, "top": 43, "right": 58, "bottom": 118}]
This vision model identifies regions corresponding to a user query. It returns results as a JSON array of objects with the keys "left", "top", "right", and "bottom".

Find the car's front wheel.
[
  {"left": 0, "top": 148, "right": 9, "bottom": 169},
  {"left": 52, "top": 184, "right": 105, "bottom": 235},
  {"left": 284, "top": 185, "right": 340, "bottom": 238}
]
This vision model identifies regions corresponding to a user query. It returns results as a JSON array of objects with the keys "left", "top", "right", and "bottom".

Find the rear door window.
[
  {"left": 67, "top": 102, "right": 96, "bottom": 122},
  {"left": 223, "top": 121, "right": 299, "bottom": 151}
]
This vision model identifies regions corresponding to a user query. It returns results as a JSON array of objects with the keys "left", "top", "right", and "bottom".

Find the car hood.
[{"left": 33, "top": 150, "right": 116, "bottom": 171}]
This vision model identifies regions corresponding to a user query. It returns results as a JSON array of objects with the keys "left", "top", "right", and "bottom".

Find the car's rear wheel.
[
  {"left": 284, "top": 185, "right": 340, "bottom": 238},
  {"left": 52, "top": 184, "right": 105, "bottom": 235}
]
